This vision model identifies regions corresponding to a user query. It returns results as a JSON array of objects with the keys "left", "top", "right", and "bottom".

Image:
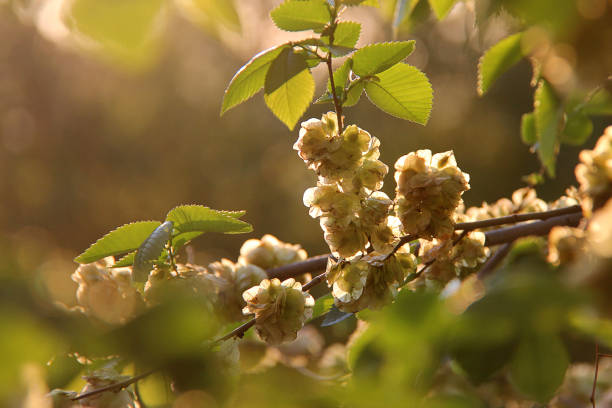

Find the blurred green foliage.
[{"left": 0, "top": 0, "right": 611, "bottom": 406}]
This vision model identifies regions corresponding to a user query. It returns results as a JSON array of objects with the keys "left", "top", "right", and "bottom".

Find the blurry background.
[{"left": 0, "top": 0, "right": 610, "bottom": 307}]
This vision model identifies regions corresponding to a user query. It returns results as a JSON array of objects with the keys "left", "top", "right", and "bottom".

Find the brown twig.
[
  {"left": 215, "top": 271, "right": 329, "bottom": 343},
  {"left": 483, "top": 212, "right": 582, "bottom": 246},
  {"left": 325, "top": 6, "right": 343, "bottom": 132},
  {"left": 72, "top": 369, "right": 157, "bottom": 401},
  {"left": 592, "top": 343, "right": 601, "bottom": 408},
  {"left": 591, "top": 344, "right": 612, "bottom": 408},
  {"left": 267, "top": 254, "right": 330, "bottom": 280},
  {"left": 455, "top": 205, "right": 581, "bottom": 232}
]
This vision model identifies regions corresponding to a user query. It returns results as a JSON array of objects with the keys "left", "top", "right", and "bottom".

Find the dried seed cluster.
[
  {"left": 242, "top": 278, "right": 315, "bottom": 345},
  {"left": 575, "top": 126, "right": 612, "bottom": 215},
  {"left": 295, "top": 112, "right": 395, "bottom": 258},
  {"left": 394, "top": 150, "right": 470, "bottom": 240},
  {"left": 326, "top": 251, "right": 416, "bottom": 313}
]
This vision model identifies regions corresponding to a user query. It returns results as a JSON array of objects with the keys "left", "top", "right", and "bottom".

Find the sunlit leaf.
[
  {"left": 311, "top": 293, "right": 335, "bottom": 320},
  {"left": 264, "top": 48, "right": 315, "bottom": 130},
  {"left": 520, "top": 112, "right": 536, "bottom": 144},
  {"left": 112, "top": 251, "right": 136, "bottom": 268},
  {"left": 478, "top": 32, "right": 525, "bottom": 96},
  {"left": 364, "top": 63, "right": 433, "bottom": 124},
  {"left": 561, "top": 111, "right": 593, "bottom": 146},
  {"left": 329, "top": 21, "right": 361, "bottom": 48},
  {"left": 178, "top": 0, "right": 241, "bottom": 35},
  {"left": 569, "top": 312, "right": 612, "bottom": 350},
  {"left": 270, "top": 0, "right": 331, "bottom": 32},
  {"left": 172, "top": 231, "right": 205, "bottom": 251},
  {"left": 314, "top": 92, "right": 334, "bottom": 104},
  {"left": 428, "top": 0, "right": 457, "bottom": 19},
  {"left": 133, "top": 221, "right": 173, "bottom": 282},
  {"left": 166, "top": 205, "right": 253, "bottom": 234},
  {"left": 327, "top": 58, "right": 352, "bottom": 97},
  {"left": 0, "top": 310, "right": 64, "bottom": 400},
  {"left": 221, "top": 44, "right": 290, "bottom": 115},
  {"left": 509, "top": 333, "right": 569, "bottom": 402},
  {"left": 65, "top": 0, "right": 166, "bottom": 69},
  {"left": 533, "top": 79, "right": 561, "bottom": 177},
  {"left": 352, "top": 41, "right": 415, "bottom": 76},
  {"left": 392, "top": 0, "right": 411, "bottom": 30},
  {"left": 583, "top": 88, "right": 612, "bottom": 116},
  {"left": 340, "top": 0, "right": 379, "bottom": 6},
  {"left": 344, "top": 80, "right": 365, "bottom": 107},
  {"left": 75, "top": 221, "right": 161, "bottom": 264}
]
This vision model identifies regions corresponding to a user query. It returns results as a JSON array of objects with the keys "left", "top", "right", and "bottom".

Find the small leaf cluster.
[
  {"left": 74, "top": 204, "right": 253, "bottom": 282},
  {"left": 221, "top": 0, "right": 432, "bottom": 129}
]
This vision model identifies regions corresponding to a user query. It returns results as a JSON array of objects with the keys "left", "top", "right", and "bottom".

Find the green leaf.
[
  {"left": 75, "top": 221, "right": 161, "bottom": 264},
  {"left": 428, "top": 0, "right": 457, "bottom": 19},
  {"left": 264, "top": 48, "right": 315, "bottom": 130},
  {"left": 221, "top": 44, "right": 290, "bottom": 115},
  {"left": 329, "top": 21, "right": 361, "bottom": 48},
  {"left": 520, "top": 112, "right": 536, "bottom": 144},
  {"left": 533, "top": 79, "right": 561, "bottom": 177},
  {"left": 327, "top": 58, "right": 352, "bottom": 97},
  {"left": 364, "top": 63, "right": 433, "bottom": 124},
  {"left": 166, "top": 205, "right": 253, "bottom": 234},
  {"left": 477, "top": 32, "right": 525, "bottom": 96},
  {"left": 452, "top": 340, "right": 517, "bottom": 384},
  {"left": 392, "top": 0, "right": 411, "bottom": 30},
  {"left": 180, "top": 0, "right": 241, "bottom": 34},
  {"left": 344, "top": 80, "right": 365, "bottom": 107},
  {"left": 509, "top": 333, "right": 569, "bottom": 402},
  {"left": 133, "top": 221, "right": 174, "bottom": 282},
  {"left": 352, "top": 41, "right": 416, "bottom": 76},
  {"left": 65, "top": 0, "right": 165, "bottom": 69},
  {"left": 561, "top": 111, "right": 593, "bottom": 146},
  {"left": 172, "top": 231, "right": 205, "bottom": 251},
  {"left": 112, "top": 252, "right": 136, "bottom": 268},
  {"left": 314, "top": 92, "right": 334, "bottom": 104},
  {"left": 340, "top": 0, "right": 379, "bottom": 6},
  {"left": 112, "top": 247, "right": 170, "bottom": 268},
  {"left": 583, "top": 88, "right": 612, "bottom": 116},
  {"left": 270, "top": 0, "right": 331, "bottom": 32},
  {"left": 311, "top": 293, "right": 335, "bottom": 320}
]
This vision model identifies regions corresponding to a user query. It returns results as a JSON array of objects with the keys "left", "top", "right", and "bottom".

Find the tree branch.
[
  {"left": 455, "top": 205, "right": 581, "bottom": 232},
  {"left": 267, "top": 254, "right": 331, "bottom": 280},
  {"left": 267, "top": 208, "right": 583, "bottom": 283},
  {"left": 483, "top": 212, "right": 582, "bottom": 246}
]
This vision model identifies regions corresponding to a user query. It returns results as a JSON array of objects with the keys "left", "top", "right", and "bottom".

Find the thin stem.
[
  {"left": 267, "top": 254, "right": 331, "bottom": 280},
  {"left": 302, "top": 271, "right": 327, "bottom": 291},
  {"left": 215, "top": 319, "right": 256, "bottom": 343},
  {"left": 455, "top": 205, "right": 581, "bottom": 232},
  {"left": 327, "top": 55, "right": 344, "bottom": 132},
  {"left": 325, "top": 6, "right": 344, "bottom": 132},
  {"left": 167, "top": 240, "right": 177, "bottom": 273},
  {"left": 592, "top": 343, "right": 600, "bottom": 408},
  {"left": 591, "top": 345, "right": 612, "bottom": 408},
  {"left": 72, "top": 369, "right": 157, "bottom": 401},
  {"left": 483, "top": 212, "right": 582, "bottom": 246}
]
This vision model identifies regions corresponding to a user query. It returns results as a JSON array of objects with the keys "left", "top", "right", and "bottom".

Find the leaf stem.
[{"left": 325, "top": 8, "right": 344, "bottom": 133}]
